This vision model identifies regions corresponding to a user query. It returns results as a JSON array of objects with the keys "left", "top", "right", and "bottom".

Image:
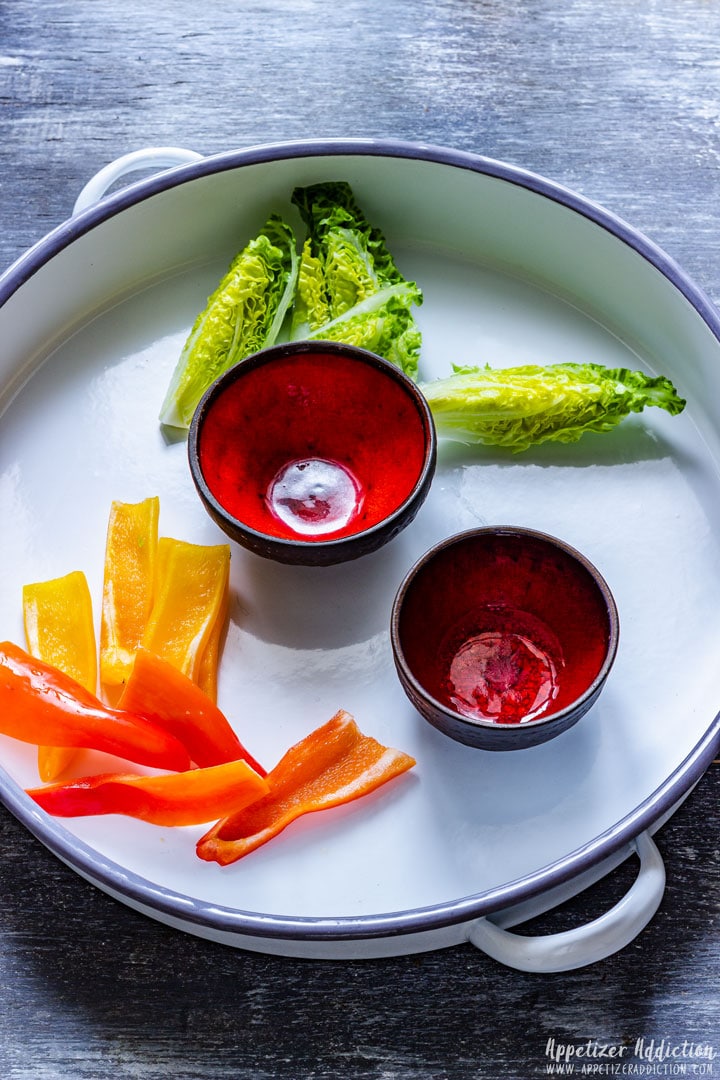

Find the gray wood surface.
[{"left": 1, "top": 1, "right": 719, "bottom": 1077}]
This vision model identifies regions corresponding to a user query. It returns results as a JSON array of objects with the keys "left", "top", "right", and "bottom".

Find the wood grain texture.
[
  {"left": 1, "top": 0, "right": 719, "bottom": 1077},
  {"left": 0, "top": 773, "right": 717, "bottom": 1079}
]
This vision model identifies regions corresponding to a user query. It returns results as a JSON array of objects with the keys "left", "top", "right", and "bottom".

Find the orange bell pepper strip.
[
  {"left": 0, "top": 641, "right": 191, "bottom": 773},
  {"left": 100, "top": 497, "right": 160, "bottom": 695},
  {"left": 196, "top": 710, "right": 416, "bottom": 866},
  {"left": 22, "top": 570, "right": 98, "bottom": 781},
  {"left": 141, "top": 538, "right": 230, "bottom": 686},
  {"left": 118, "top": 648, "right": 266, "bottom": 775},
  {"left": 26, "top": 758, "right": 269, "bottom": 827}
]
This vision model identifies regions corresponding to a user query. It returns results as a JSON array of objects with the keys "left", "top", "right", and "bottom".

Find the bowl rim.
[
  {"left": 187, "top": 339, "right": 438, "bottom": 555},
  {"left": 390, "top": 524, "right": 620, "bottom": 734}
]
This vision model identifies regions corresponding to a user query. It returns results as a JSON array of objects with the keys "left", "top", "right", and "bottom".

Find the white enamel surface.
[
  {"left": 1, "top": 148, "right": 719, "bottom": 955},
  {"left": 72, "top": 147, "right": 203, "bottom": 216},
  {"left": 467, "top": 832, "right": 666, "bottom": 973}
]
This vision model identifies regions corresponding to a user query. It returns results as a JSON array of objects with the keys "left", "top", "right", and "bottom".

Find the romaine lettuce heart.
[
  {"left": 159, "top": 215, "right": 298, "bottom": 430},
  {"left": 421, "top": 362, "right": 686, "bottom": 452},
  {"left": 289, "top": 181, "right": 423, "bottom": 379}
]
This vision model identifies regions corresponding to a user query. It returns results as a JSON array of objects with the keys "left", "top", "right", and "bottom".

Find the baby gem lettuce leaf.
[
  {"left": 421, "top": 362, "right": 686, "bottom": 453},
  {"left": 289, "top": 182, "right": 423, "bottom": 378},
  {"left": 159, "top": 215, "right": 298, "bottom": 429}
]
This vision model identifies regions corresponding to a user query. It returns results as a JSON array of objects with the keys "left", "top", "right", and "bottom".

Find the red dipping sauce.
[{"left": 440, "top": 606, "right": 565, "bottom": 725}]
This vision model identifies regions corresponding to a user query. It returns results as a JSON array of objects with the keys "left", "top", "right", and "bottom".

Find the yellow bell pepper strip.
[
  {"left": 141, "top": 538, "right": 230, "bottom": 685},
  {"left": 196, "top": 709, "right": 416, "bottom": 866},
  {"left": 26, "top": 758, "right": 269, "bottom": 827},
  {"left": 196, "top": 577, "right": 229, "bottom": 703},
  {"left": 118, "top": 648, "right": 266, "bottom": 775},
  {"left": 22, "top": 570, "right": 98, "bottom": 782},
  {"left": 100, "top": 496, "right": 160, "bottom": 695},
  {"left": 23, "top": 571, "right": 97, "bottom": 691},
  {"left": 0, "top": 641, "right": 191, "bottom": 773}
]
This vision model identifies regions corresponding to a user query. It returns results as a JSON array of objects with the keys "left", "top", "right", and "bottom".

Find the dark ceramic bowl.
[
  {"left": 391, "top": 527, "right": 619, "bottom": 750},
  {"left": 188, "top": 341, "right": 437, "bottom": 566}
]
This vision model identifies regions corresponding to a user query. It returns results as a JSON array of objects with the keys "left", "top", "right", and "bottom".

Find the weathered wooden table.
[{"left": 1, "top": 2, "right": 718, "bottom": 1077}]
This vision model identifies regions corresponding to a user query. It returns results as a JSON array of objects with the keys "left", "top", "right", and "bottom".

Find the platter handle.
[
  {"left": 72, "top": 147, "right": 204, "bottom": 216},
  {"left": 466, "top": 831, "right": 666, "bottom": 972}
]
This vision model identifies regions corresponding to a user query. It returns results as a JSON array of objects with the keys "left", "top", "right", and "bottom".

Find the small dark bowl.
[
  {"left": 391, "top": 527, "right": 619, "bottom": 750},
  {"left": 188, "top": 341, "right": 437, "bottom": 566}
]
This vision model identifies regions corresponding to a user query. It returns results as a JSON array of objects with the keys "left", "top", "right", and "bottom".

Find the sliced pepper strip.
[
  {"left": 23, "top": 570, "right": 98, "bottom": 781},
  {"left": 196, "top": 709, "right": 416, "bottom": 865},
  {"left": 118, "top": 647, "right": 266, "bottom": 775},
  {"left": 0, "top": 641, "right": 191, "bottom": 773},
  {"left": 26, "top": 759, "right": 269, "bottom": 827},
  {"left": 100, "top": 497, "right": 160, "bottom": 694},
  {"left": 141, "top": 538, "right": 230, "bottom": 685},
  {"left": 196, "top": 577, "right": 228, "bottom": 703}
]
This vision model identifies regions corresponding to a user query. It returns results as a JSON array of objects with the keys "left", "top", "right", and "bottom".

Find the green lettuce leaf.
[
  {"left": 159, "top": 215, "right": 298, "bottom": 429},
  {"left": 421, "top": 362, "right": 686, "bottom": 452},
  {"left": 289, "top": 182, "right": 423, "bottom": 378}
]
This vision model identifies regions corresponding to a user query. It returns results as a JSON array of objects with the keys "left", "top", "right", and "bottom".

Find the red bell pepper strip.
[
  {"left": 0, "top": 641, "right": 191, "bottom": 773},
  {"left": 118, "top": 648, "right": 266, "bottom": 775},
  {"left": 196, "top": 709, "right": 416, "bottom": 866},
  {"left": 26, "top": 758, "right": 269, "bottom": 827}
]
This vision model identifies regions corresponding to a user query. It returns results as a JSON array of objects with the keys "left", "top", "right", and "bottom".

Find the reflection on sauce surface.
[
  {"left": 267, "top": 457, "right": 364, "bottom": 537},
  {"left": 440, "top": 606, "right": 565, "bottom": 725}
]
